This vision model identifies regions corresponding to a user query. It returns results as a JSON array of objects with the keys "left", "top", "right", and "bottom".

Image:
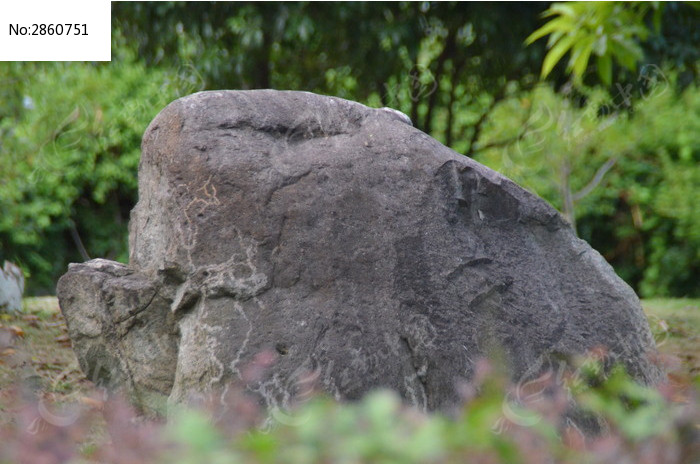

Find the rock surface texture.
[
  {"left": 0, "top": 261, "right": 24, "bottom": 313},
  {"left": 57, "top": 90, "right": 662, "bottom": 416}
]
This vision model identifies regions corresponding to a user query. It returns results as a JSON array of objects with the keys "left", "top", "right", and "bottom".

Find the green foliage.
[
  {"left": 112, "top": 2, "right": 552, "bottom": 149},
  {"left": 526, "top": 2, "right": 662, "bottom": 85},
  {"left": 577, "top": 365, "right": 673, "bottom": 440},
  {"left": 0, "top": 3, "right": 697, "bottom": 296},
  {"left": 644, "top": 2, "right": 700, "bottom": 88},
  {"left": 476, "top": 73, "right": 699, "bottom": 297},
  {"left": 3, "top": 3, "right": 554, "bottom": 293},
  {"left": 165, "top": 408, "right": 235, "bottom": 464},
  {"left": 0, "top": 60, "right": 195, "bottom": 293},
  {"left": 148, "top": 364, "right": 692, "bottom": 464}
]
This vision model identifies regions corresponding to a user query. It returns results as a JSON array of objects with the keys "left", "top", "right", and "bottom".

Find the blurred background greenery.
[{"left": 0, "top": 1, "right": 697, "bottom": 296}]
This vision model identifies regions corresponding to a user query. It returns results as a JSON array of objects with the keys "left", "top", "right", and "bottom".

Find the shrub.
[
  {"left": 0, "top": 59, "right": 197, "bottom": 293},
  {"left": 476, "top": 73, "right": 699, "bottom": 297}
]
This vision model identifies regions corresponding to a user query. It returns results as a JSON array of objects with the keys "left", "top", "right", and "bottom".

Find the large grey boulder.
[
  {"left": 0, "top": 261, "right": 24, "bottom": 313},
  {"left": 57, "top": 90, "right": 662, "bottom": 416}
]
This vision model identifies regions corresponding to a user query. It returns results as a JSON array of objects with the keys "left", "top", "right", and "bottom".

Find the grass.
[
  {"left": 642, "top": 298, "right": 700, "bottom": 381},
  {"left": 0, "top": 297, "right": 95, "bottom": 423}
]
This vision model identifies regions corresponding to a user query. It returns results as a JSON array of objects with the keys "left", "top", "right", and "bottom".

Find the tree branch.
[
  {"left": 466, "top": 85, "right": 506, "bottom": 156},
  {"left": 69, "top": 221, "right": 91, "bottom": 262},
  {"left": 473, "top": 100, "right": 535, "bottom": 151},
  {"left": 445, "top": 58, "right": 465, "bottom": 148},
  {"left": 573, "top": 157, "right": 617, "bottom": 202}
]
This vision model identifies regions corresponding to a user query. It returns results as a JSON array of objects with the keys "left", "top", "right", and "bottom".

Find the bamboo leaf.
[
  {"left": 610, "top": 36, "right": 643, "bottom": 71},
  {"left": 525, "top": 17, "right": 571, "bottom": 45},
  {"left": 652, "top": 5, "right": 663, "bottom": 33},
  {"left": 547, "top": 3, "right": 577, "bottom": 18},
  {"left": 597, "top": 54, "right": 612, "bottom": 86},
  {"left": 593, "top": 34, "right": 607, "bottom": 56},
  {"left": 541, "top": 34, "right": 577, "bottom": 78},
  {"left": 547, "top": 30, "right": 565, "bottom": 48},
  {"left": 571, "top": 37, "right": 595, "bottom": 79}
]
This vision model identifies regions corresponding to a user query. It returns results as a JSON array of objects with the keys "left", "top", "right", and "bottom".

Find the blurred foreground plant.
[{"left": 0, "top": 355, "right": 696, "bottom": 464}]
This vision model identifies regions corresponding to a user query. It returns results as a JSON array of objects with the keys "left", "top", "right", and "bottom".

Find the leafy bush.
[
  {"left": 0, "top": 59, "right": 197, "bottom": 293},
  {"left": 476, "top": 73, "right": 699, "bottom": 297}
]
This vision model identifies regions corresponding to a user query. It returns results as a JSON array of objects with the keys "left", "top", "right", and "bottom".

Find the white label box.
[{"left": 0, "top": 1, "right": 110, "bottom": 61}]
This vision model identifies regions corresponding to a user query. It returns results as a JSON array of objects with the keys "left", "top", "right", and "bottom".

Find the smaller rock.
[{"left": 0, "top": 261, "right": 24, "bottom": 313}]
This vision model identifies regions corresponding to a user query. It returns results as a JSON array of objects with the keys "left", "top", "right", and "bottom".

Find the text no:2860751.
[{"left": 9, "top": 24, "right": 87, "bottom": 36}]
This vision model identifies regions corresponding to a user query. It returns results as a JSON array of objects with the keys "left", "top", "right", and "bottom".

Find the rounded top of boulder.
[
  {"left": 146, "top": 90, "right": 412, "bottom": 149},
  {"left": 132, "top": 90, "right": 560, "bottom": 271}
]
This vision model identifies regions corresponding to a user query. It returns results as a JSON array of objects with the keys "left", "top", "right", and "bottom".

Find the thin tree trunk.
[
  {"left": 467, "top": 85, "right": 505, "bottom": 156},
  {"left": 423, "top": 31, "right": 455, "bottom": 134},
  {"left": 410, "top": 81, "right": 419, "bottom": 131},
  {"left": 377, "top": 80, "right": 387, "bottom": 106},
  {"left": 445, "top": 58, "right": 465, "bottom": 148},
  {"left": 256, "top": 29, "right": 271, "bottom": 89},
  {"left": 560, "top": 160, "right": 577, "bottom": 235},
  {"left": 69, "top": 221, "right": 91, "bottom": 261}
]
